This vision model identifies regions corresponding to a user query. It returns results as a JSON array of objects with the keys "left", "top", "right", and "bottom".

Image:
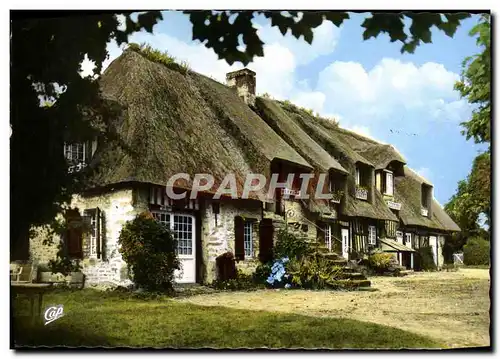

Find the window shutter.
[
  {"left": 83, "top": 209, "right": 96, "bottom": 258},
  {"left": 96, "top": 207, "right": 102, "bottom": 259},
  {"left": 99, "top": 209, "right": 106, "bottom": 260},
  {"left": 376, "top": 172, "right": 381, "bottom": 191},
  {"left": 84, "top": 141, "right": 92, "bottom": 164},
  {"left": 386, "top": 173, "right": 393, "bottom": 196},
  {"left": 234, "top": 216, "right": 245, "bottom": 260},
  {"left": 67, "top": 226, "right": 83, "bottom": 258}
]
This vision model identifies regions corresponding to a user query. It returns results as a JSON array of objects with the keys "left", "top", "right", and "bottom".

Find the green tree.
[
  {"left": 454, "top": 14, "right": 491, "bottom": 145},
  {"left": 445, "top": 152, "right": 490, "bottom": 246},
  {"left": 445, "top": 15, "right": 491, "bottom": 248},
  {"left": 11, "top": 11, "right": 474, "bottom": 259}
]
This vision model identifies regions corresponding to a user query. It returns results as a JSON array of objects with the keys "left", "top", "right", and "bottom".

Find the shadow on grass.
[{"left": 12, "top": 316, "right": 120, "bottom": 348}]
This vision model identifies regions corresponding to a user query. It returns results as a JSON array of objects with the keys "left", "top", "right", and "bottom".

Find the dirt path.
[{"left": 174, "top": 269, "right": 490, "bottom": 348}]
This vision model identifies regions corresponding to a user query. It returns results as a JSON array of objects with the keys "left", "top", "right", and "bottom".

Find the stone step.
[{"left": 340, "top": 266, "right": 358, "bottom": 273}]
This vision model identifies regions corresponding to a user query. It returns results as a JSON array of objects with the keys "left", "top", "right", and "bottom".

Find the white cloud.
[
  {"left": 316, "top": 58, "right": 465, "bottom": 122},
  {"left": 415, "top": 167, "right": 432, "bottom": 182}
]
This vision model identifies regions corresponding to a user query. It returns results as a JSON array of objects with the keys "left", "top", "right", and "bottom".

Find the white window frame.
[
  {"left": 385, "top": 170, "right": 394, "bottom": 196},
  {"left": 152, "top": 211, "right": 195, "bottom": 257},
  {"left": 324, "top": 224, "right": 332, "bottom": 251},
  {"left": 396, "top": 230, "right": 403, "bottom": 243},
  {"left": 243, "top": 221, "right": 253, "bottom": 258},
  {"left": 368, "top": 225, "right": 376, "bottom": 245},
  {"left": 405, "top": 233, "right": 412, "bottom": 245},
  {"left": 355, "top": 167, "right": 361, "bottom": 186},
  {"left": 64, "top": 143, "right": 85, "bottom": 163}
]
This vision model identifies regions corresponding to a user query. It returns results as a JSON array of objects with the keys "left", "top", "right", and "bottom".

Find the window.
[
  {"left": 385, "top": 172, "right": 394, "bottom": 196},
  {"left": 152, "top": 212, "right": 194, "bottom": 256},
  {"left": 421, "top": 184, "right": 431, "bottom": 209},
  {"left": 64, "top": 143, "right": 85, "bottom": 164},
  {"left": 396, "top": 231, "right": 403, "bottom": 243},
  {"left": 355, "top": 167, "right": 361, "bottom": 185},
  {"left": 244, "top": 222, "right": 253, "bottom": 258},
  {"left": 83, "top": 208, "right": 105, "bottom": 259},
  {"left": 324, "top": 224, "right": 332, "bottom": 251},
  {"left": 368, "top": 225, "right": 376, "bottom": 245},
  {"left": 405, "top": 233, "right": 412, "bottom": 245}
]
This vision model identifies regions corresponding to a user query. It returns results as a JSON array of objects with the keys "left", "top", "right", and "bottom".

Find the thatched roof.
[
  {"left": 280, "top": 104, "right": 374, "bottom": 167},
  {"left": 432, "top": 200, "right": 461, "bottom": 232},
  {"left": 254, "top": 97, "right": 347, "bottom": 174},
  {"left": 270, "top": 101, "right": 397, "bottom": 222},
  {"left": 89, "top": 49, "right": 311, "bottom": 198},
  {"left": 395, "top": 167, "right": 460, "bottom": 232}
]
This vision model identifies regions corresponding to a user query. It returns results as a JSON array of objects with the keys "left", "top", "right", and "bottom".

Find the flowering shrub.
[
  {"left": 118, "top": 212, "right": 180, "bottom": 292},
  {"left": 265, "top": 257, "right": 293, "bottom": 288}
]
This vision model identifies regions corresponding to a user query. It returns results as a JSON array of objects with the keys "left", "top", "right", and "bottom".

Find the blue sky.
[{"left": 87, "top": 11, "right": 487, "bottom": 205}]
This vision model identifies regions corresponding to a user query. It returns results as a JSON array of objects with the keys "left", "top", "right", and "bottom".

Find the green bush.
[
  {"left": 128, "top": 42, "right": 190, "bottom": 75},
  {"left": 118, "top": 212, "right": 180, "bottom": 292},
  {"left": 368, "top": 252, "right": 394, "bottom": 274},
  {"left": 253, "top": 262, "right": 273, "bottom": 283},
  {"left": 273, "top": 229, "right": 312, "bottom": 260},
  {"left": 415, "top": 246, "right": 437, "bottom": 271},
  {"left": 286, "top": 254, "right": 343, "bottom": 289},
  {"left": 463, "top": 237, "right": 490, "bottom": 266},
  {"left": 211, "top": 270, "right": 261, "bottom": 291}
]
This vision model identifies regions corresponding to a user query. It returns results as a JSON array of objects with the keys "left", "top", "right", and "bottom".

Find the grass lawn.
[{"left": 12, "top": 289, "right": 440, "bottom": 349}]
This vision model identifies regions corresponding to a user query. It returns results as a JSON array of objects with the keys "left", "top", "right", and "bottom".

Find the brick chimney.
[{"left": 226, "top": 68, "right": 256, "bottom": 107}]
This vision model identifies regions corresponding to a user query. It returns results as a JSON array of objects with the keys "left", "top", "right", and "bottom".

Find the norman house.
[{"left": 28, "top": 46, "right": 460, "bottom": 287}]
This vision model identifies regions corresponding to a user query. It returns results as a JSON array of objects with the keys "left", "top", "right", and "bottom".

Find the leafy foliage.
[
  {"left": 463, "top": 237, "right": 490, "bottom": 266},
  {"left": 128, "top": 42, "right": 191, "bottom": 74},
  {"left": 186, "top": 11, "right": 471, "bottom": 65},
  {"left": 454, "top": 15, "right": 490, "bottom": 145},
  {"left": 415, "top": 246, "right": 437, "bottom": 271},
  {"left": 368, "top": 252, "right": 395, "bottom": 274},
  {"left": 273, "top": 228, "right": 312, "bottom": 260},
  {"left": 210, "top": 269, "right": 260, "bottom": 291},
  {"left": 118, "top": 212, "right": 180, "bottom": 292},
  {"left": 287, "top": 254, "right": 343, "bottom": 289},
  {"left": 445, "top": 151, "right": 490, "bottom": 241},
  {"left": 11, "top": 12, "right": 163, "bottom": 259}
]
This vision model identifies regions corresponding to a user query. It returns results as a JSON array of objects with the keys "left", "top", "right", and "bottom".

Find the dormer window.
[
  {"left": 421, "top": 184, "right": 432, "bottom": 217},
  {"left": 64, "top": 142, "right": 93, "bottom": 173},
  {"left": 384, "top": 171, "right": 393, "bottom": 196},
  {"left": 64, "top": 143, "right": 85, "bottom": 164},
  {"left": 329, "top": 172, "right": 345, "bottom": 203},
  {"left": 355, "top": 165, "right": 369, "bottom": 201},
  {"left": 376, "top": 170, "right": 394, "bottom": 196}
]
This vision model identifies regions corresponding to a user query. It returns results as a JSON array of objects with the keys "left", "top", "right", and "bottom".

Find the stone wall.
[
  {"left": 201, "top": 199, "right": 262, "bottom": 283},
  {"left": 29, "top": 188, "right": 138, "bottom": 288}
]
